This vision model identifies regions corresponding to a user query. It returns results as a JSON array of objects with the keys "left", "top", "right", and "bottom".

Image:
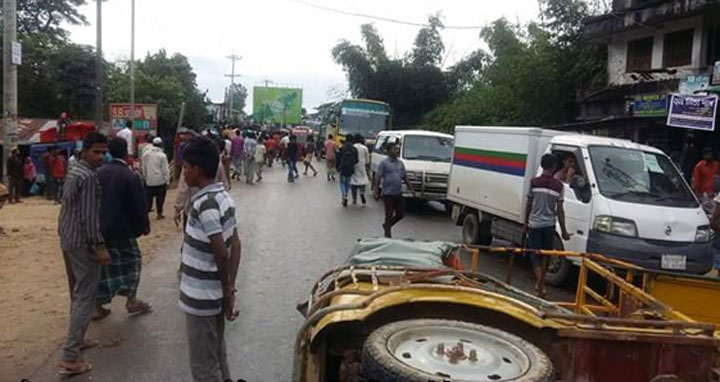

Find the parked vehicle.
[
  {"left": 371, "top": 130, "right": 454, "bottom": 204},
  {"left": 292, "top": 239, "right": 720, "bottom": 382},
  {"left": 447, "top": 126, "right": 713, "bottom": 285}
]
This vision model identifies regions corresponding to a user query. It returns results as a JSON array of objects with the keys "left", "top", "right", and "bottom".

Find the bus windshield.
[{"left": 339, "top": 112, "right": 387, "bottom": 138}]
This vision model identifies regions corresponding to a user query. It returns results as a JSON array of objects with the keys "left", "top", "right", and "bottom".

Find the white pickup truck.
[{"left": 448, "top": 126, "right": 713, "bottom": 284}]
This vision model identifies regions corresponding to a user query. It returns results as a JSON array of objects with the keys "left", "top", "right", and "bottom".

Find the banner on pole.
[
  {"left": 109, "top": 103, "right": 158, "bottom": 132},
  {"left": 666, "top": 94, "right": 719, "bottom": 131}
]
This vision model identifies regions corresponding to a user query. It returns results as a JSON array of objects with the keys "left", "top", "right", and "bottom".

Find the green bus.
[{"left": 329, "top": 99, "right": 391, "bottom": 146}]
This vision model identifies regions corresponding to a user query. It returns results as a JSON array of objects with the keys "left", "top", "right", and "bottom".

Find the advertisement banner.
[
  {"left": 666, "top": 94, "right": 719, "bottom": 131},
  {"left": 252, "top": 87, "right": 303, "bottom": 124},
  {"left": 679, "top": 75, "right": 710, "bottom": 94},
  {"left": 109, "top": 103, "right": 158, "bottom": 132},
  {"left": 631, "top": 93, "right": 667, "bottom": 117}
]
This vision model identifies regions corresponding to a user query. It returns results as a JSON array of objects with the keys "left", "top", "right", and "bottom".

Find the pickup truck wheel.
[
  {"left": 462, "top": 213, "right": 480, "bottom": 245},
  {"left": 361, "top": 319, "right": 554, "bottom": 382},
  {"left": 543, "top": 238, "right": 571, "bottom": 286}
]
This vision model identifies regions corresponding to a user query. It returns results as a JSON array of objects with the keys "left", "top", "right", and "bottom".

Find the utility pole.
[
  {"left": 2, "top": 0, "right": 18, "bottom": 184},
  {"left": 129, "top": 0, "right": 136, "bottom": 128},
  {"left": 94, "top": 0, "right": 103, "bottom": 130},
  {"left": 225, "top": 54, "right": 241, "bottom": 123}
]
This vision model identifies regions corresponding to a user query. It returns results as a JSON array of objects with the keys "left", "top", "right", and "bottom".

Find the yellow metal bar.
[
  {"left": 580, "top": 305, "right": 597, "bottom": 317},
  {"left": 574, "top": 258, "right": 588, "bottom": 314},
  {"left": 583, "top": 259, "right": 696, "bottom": 323},
  {"left": 584, "top": 285, "right": 618, "bottom": 314}
]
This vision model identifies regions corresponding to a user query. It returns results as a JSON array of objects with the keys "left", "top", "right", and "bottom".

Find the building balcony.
[{"left": 584, "top": 0, "right": 720, "bottom": 42}]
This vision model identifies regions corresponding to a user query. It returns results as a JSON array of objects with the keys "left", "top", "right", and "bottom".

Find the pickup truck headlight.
[
  {"left": 695, "top": 225, "right": 711, "bottom": 243},
  {"left": 593, "top": 216, "right": 638, "bottom": 237}
]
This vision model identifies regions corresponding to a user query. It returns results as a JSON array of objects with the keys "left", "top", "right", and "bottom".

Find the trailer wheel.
[
  {"left": 361, "top": 319, "right": 554, "bottom": 382},
  {"left": 543, "top": 237, "right": 572, "bottom": 286},
  {"left": 462, "top": 213, "right": 480, "bottom": 245}
]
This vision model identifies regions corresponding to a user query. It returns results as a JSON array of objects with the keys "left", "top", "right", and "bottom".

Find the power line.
[{"left": 288, "top": 0, "right": 485, "bottom": 30}]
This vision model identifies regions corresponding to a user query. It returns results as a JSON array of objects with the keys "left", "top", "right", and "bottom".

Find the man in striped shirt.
[
  {"left": 523, "top": 154, "right": 571, "bottom": 298},
  {"left": 57, "top": 132, "right": 110, "bottom": 376},
  {"left": 179, "top": 137, "right": 241, "bottom": 382}
]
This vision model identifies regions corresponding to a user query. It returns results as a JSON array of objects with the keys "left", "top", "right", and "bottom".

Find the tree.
[
  {"left": 332, "top": 17, "right": 456, "bottom": 127},
  {"left": 226, "top": 83, "right": 248, "bottom": 120},
  {"left": 1, "top": 0, "right": 88, "bottom": 43},
  {"left": 108, "top": 50, "right": 207, "bottom": 137},
  {"left": 421, "top": 0, "right": 606, "bottom": 133}
]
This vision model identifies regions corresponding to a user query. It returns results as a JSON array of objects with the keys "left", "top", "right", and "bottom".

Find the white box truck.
[{"left": 448, "top": 126, "right": 713, "bottom": 284}]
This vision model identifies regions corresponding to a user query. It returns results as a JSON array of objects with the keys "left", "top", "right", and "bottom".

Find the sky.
[{"left": 66, "top": 0, "right": 540, "bottom": 114}]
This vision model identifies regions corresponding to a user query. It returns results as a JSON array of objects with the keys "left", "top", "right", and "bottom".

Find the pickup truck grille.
[{"left": 407, "top": 172, "right": 448, "bottom": 199}]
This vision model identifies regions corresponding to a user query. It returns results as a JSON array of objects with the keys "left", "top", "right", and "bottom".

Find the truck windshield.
[
  {"left": 402, "top": 135, "right": 453, "bottom": 162},
  {"left": 589, "top": 146, "right": 698, "bottom": 208}
]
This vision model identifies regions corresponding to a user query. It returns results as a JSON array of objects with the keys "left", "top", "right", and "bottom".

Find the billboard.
[
  {"left": 631, "top": 93, "right": 667, "bottom": 117},
  {"left": 252, "top": 87, "right": 303, "bottom": 124},
  {"left": 666, "top": 94, "right": 718, "bottom": 131},
  {"left": 109, "top": 103, "right": 158, "bottom": 132}
]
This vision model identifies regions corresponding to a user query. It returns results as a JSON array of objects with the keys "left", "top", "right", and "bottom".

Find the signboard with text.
[
  {"left": 713, "top": 61, "right": 720, "bottom": 86},
  {"left": 666, "top": 94, "right": 718, "bottom": 131},
  {"left": 679, "top": 75, "right": 710, "bottom": 94},
  {"left": 109, "top": 103, "right": 158, "bottom": 132},
  {"left": 632, "top": 93, "right": 667, "bottom": 117}
]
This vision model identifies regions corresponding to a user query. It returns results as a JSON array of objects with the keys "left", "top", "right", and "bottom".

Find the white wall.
[{"left": 607, "top": 16, "right": 705, "bottom": 85}]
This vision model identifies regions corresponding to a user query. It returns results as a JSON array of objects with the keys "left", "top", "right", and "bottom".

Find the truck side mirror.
[{"left": 570, "top": 176, "right": 591, "bottom": 203}]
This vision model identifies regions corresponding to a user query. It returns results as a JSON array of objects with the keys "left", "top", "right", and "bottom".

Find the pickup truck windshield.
[
  {"left": 402, "top": 135, "right": 454, "bottom": 162},
  {"left": 589, "top": 146, "right": 698, "bottom": 208}
]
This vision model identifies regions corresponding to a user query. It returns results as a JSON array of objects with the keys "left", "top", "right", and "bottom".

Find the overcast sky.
[{"left": 66, "top": 0, "right": 539, "bottom": 113}]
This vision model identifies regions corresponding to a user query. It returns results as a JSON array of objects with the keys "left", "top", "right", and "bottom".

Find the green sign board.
[{"left": 252, "top": 86, "right": 303, "bottom": 124}]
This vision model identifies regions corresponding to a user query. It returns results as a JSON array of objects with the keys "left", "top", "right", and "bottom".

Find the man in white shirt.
[
  {"left": 117, "top": 120, "right": 134, "bottom": 157},
  {"left": 141, "top": 137, "right": 170, "bottom": 219}
]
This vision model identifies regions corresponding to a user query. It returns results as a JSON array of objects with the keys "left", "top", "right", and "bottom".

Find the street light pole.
[
  {"left": 95, "top": 0, "right": 104, "bottom": 130},
  {"left": 2, "top": 0, "right": 18, "bottom": 185},
  {"left": 129, "top": 0, "right": 136, "bottom": 128}
]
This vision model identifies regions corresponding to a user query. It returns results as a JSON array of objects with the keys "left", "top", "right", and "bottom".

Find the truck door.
[{"left": 552, "top": 147, "right": 592, "bottom": 253}]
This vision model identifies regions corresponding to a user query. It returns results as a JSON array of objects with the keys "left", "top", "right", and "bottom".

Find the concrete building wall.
[{"left": 607, "top": 16, "right": 705, "bottom": 85}]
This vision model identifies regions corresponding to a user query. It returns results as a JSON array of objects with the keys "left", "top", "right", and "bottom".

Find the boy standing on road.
[
  {"left": 179, "top": 137, "right": 241, "bottom": 382},
  {"left": 374, "top": 142, "right": 415, "bottom": 237},
  {"left": 57, "top": 132, "right": 110, "bottom": 376},
  {"left": 523, "top": 154, "right": 571, "bottom": 298}
]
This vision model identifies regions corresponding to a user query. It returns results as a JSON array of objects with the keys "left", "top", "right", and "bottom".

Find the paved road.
[{"left": 29, "top": 161, "right": 568, "bottom": 382}]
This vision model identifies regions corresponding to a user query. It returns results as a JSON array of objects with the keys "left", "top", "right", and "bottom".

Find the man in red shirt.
[
  {"left": 692, "top": 147, "right": 719, "bottom": 199},
  {"left": 50, "top": 150, "right": 67, "bottom": 203}
]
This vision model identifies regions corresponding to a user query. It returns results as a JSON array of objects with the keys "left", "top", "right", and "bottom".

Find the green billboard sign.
[{"left": 252, "top": 86, "right": 303, "bottom": 124}]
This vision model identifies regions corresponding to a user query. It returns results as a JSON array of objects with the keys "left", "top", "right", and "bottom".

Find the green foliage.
[
  {"left": 332, "top": 16, "right": 456, "bottom": 127},
  {"left": 1, "top": 0, "right": 88, "bottom": 43},
  {"left": 108, "top": 50, "right": 207, "bottom": 135},
  {"left": 421, "top": 0, "right": 606, "bottom": 133}
]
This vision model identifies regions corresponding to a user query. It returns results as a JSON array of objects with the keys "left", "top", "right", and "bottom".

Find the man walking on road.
[
  {"left": 303, "top": 136, "right": 319, "bottom": 177},
  {"left": 95, "top": 138, "right": 152, "bottom": 321},
  {"left": 142, "top": 137, "right": 171, "bottom": 220},
  {"left": 243, "top": 133, "right": 257, "bottom": 184},
  {"left": 337, "top": 137, "right": 358, "bottom": 207},
  {"left": 286, "top": 135, "right": 300, "bottom": 182},
  {"left": 7, "top": 148, "right": 23, "bottom": 203},
  {"left": 230, "top": 132, "right": 244, "bottom": 180},
  {"left": 523, "top": 154, "right": 572, "bottom": 298},
  {"left": 57, "top": 132, "right": 110, "bottom": 376},
  {"left": 254, "top": 137, "right": 266, "bottom": 182},
  {"left": 324, "top": 134, "right": 337, "bottom": 182},
  {"left": 179, "top": 137, "right": 241, "bottom": 382},
  {"left": 374, "top": 142, "right": 414, "bottom": 237},
  {"left": 351, "top": 134, "right": 370, "bottom": 205}
]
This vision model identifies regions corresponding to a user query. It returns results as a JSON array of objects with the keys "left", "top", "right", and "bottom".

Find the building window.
[
  {"left": 626, "top": 37, "right": 653, "bottom": 71},
  {"left": 663, "top": 29, "right": 694, "bottom": 67}
]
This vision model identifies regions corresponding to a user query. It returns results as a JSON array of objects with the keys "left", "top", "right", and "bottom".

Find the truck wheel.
[
  {"left": 361, "top": 319, "right": 554, "bottom": 382},
  {"left": 543, "top": 237, "right": 571, "bottom": 286},
  {"left": 462, "top": 213, "right": 480, "bottom": 245}
]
